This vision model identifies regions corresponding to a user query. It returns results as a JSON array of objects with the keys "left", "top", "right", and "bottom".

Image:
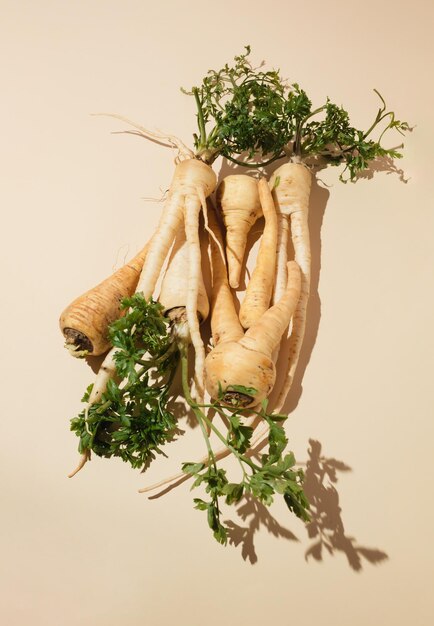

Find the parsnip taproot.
[
  {"left": 156, "top": 218, "right": 210, "bottom": 366},
  {"left": 238, "top": 178, "right": 278, "bottom": 329},
  {"left": 269, "top": 162, "right": 312, "bottom": 411},
  {"left": 159, "top": 225, "right": 209, "bottom": 341},
  {"left": 216, "top": 175, "right": 262, "bottom": 289},
  {"left": 206, "top": 202, "right": 244, "bottom": 347},
  {"left": 205, "top": 261, "right": 301, "bottom": 408},
  {"left": 60, "top": 243, "right": 148, "bottom": 357}
]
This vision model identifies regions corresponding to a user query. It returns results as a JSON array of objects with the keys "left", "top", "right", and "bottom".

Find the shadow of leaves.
[
  {"left": 309, "top": 152, "right": 410, "bottom": 184},
  {"left": 224, "top": 438, "right": 388, "bottom": 569},
  {"left": 225, "top": 494, "right": 299, "bottom": 564},
  {"left": 303, "top": 439, "right": 388, "bottom": 571}
]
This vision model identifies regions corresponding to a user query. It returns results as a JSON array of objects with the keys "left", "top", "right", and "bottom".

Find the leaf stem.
[
  {"left": 180, "top": 348, "right": 216, "bottom": 467},
  {"left": 294, "top": 104, "right": 327, "bottom": 157},
  {"left": 224, "top": 152, "right": 286, "bottom": 169},
  {"left": 192, "top": 87, "right": 207, "bottom": 149},
  {"left": 194, "top": 400, "right": 260, "bottom": 474},
  {"left": 199, "top": 410, "right": 256, "bottom": 477}
]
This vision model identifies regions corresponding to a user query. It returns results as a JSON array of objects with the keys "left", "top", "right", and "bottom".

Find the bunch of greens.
[
  {"left": 70, "top": 296, "right": 310, "bottom": 544},
  {"left": 182, "top": 395, "right": 309, "bottom": 545},
  {"left": 187, "top": 46, "right": 410, "bottom": 180},
  {"left": 184, "top": 45, "right": 291, "bottom": 166},
  {"left": 70, "top": 295, "right": 179, "bottom": 470}
]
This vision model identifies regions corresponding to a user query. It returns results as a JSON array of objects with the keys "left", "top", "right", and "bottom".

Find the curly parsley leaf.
[
  {"left": 70, "top": 296, "right": 179, "bottom": 470},
  {"left": 186, "top": 47, "right": 410, "bottom": 179},
  {"left": 183, "top": 393, "right": 310, "bottom": 545}
]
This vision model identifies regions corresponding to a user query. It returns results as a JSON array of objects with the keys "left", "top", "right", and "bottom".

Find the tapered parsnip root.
[
  {"left": 239, "top": 178, "right": 278, "bottom": 329},
  {"left": 60, "top": 244, "right": 148, "bottom": 357},
  {"left": 68, "top": 449, "right": 91, "bottom": 478},
  {"left": 205, "top": 261, "right": 301, "bottom": 408},
  {"left": 206, "top": 200, "right": 300, "bottom": 409},
  {"left": 67, "top": 347, "right": 118, "bottom": 476},
  {"left": 269, "top": 162, "right": 312, "bottom": 412},
  {"left": 135, "top": 159, "right": 215, "bottom": 297},
  {"left": 207, "top": 203, "right": 244, "bottom": 346},
  {"left": 184, "top": 194, "right": 207, "bottom": 400},
  {"left": 273, "top": 214, "right": 290, "bottom": 305},
  {"left": 159, "top": 227, "right": 209, "bottom": 324},
  {"left": 216, "top": 175, "right": 262, "bottom": 289},
  {"left": 159, "top": 225, "right": 209, "bottom": 351}
]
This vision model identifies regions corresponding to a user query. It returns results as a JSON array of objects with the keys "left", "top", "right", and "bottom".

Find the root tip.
[{"left": 67, "top": 451, "right": 90, "bottom": 478}]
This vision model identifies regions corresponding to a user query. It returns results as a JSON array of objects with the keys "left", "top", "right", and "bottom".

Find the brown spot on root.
[
  {"left": 165, "top": 306, "right": 203, "bottom": 324},
  {"left": 63, "top": 328, "right": 93, "bottom": 354},
  {"left": 165, "top": 307, "right": 188, "bottom": 325},
  {"left": 222, "top": 391, "right": 254, "bottom": 408}
]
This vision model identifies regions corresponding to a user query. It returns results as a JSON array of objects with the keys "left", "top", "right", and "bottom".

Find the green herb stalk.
[{"left": 179, "top": 347, "right": 309, "bottom": 545}]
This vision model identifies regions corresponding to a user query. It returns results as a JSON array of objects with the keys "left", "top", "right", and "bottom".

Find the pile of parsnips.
[
  {"left": 59, "top": 49, "right": 408, "bottom": 541},
  {"left": 60, "top": 163, "right": 310, "bottom": 413}
]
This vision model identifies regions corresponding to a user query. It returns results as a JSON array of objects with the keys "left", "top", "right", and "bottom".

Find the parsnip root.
[{"left": 239, "top": 178, "right": 278, "bottom": 329}]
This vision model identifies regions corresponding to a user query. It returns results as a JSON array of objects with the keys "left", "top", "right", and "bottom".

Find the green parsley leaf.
[{"left": 70, "top": 297, "right": 179, "bottom": 471}]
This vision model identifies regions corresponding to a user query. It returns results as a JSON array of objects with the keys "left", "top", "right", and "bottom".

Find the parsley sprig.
[
  {"left": 187, "top": 47, "right": 410, "bottom": 180},
  {"left": 179, "top": 350, "right": 309, "bottom": 545},
  {"left": 70, "top": 295, "right": 179, "bottom": 470},
  {"left": 184, "top": 45, "right": 290, "bottom": 166}
]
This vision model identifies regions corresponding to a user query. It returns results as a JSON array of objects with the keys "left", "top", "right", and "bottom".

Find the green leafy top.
[
  {"left": 294, "top": 90, "right": 410, "bottom": 181},
  {"left": 184, "top": 46, "right": 291, "bottom": 166},
  {"left": 181, "top": 393, "right": 310, "bottom": 545},
  {"left": 186, "top": 46, "right": 410, "bottom": 180}
]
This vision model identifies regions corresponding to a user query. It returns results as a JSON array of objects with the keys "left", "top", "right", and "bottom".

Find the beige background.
[{"left": 1, "top": 1, "right": 433, "bottom": 624}]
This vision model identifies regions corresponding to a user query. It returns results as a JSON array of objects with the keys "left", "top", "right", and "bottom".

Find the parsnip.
[
  {"left": 238, "top": 178, "right": 278, "bottom": 329},
  {"left": 216, "top": 174, "right": 262, "bottom": 289},
  {"left": 205, "top": 261, "right": 301, "bottom": 408},
  {"left": 60, "top": 243, "right": 148, "bottom": 357},
  {"left": 269, "top": 162, "right": 312, "bottom": 412}
]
